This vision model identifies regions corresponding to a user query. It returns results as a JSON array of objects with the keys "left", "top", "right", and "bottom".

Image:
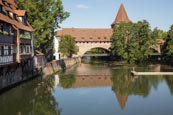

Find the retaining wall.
[
  {"left": 0, "top": 59, "right": 35, "bottom": 91},
  {"left": 43, "top": 57, "right": 81, "bottom": 77}
]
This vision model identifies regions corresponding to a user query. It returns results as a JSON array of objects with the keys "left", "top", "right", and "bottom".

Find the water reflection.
[
  {"left": 165, "top": 76, "right": 173, "bottom": 95},
  {"left": 1, "top": 63, "right": 173, "bottom": 115},
  {"left": 0, "top": 77, "right": 61, "bottom": 115},
  {"left": 56, "top": 63, "right": 173, "bottom": 112}
]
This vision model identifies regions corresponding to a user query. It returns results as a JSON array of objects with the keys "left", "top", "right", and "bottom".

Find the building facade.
[
  {"left": 54, "top": 4, "right": 130, "bottom": 59},
  {"left": 0, "top": 0, "right": 34, "bottom": 66},
  {"left": 0, "top": 0, "right": 35, "bottom": 90}
]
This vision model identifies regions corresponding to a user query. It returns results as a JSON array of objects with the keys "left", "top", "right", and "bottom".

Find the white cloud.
[{"left": 76, "top": 4, "right": 89, "bottom": 9}]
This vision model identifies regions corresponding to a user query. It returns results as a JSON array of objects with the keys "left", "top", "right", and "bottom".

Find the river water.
[{"left": 0, "top": 62, "right": 173, "bottom": 115}]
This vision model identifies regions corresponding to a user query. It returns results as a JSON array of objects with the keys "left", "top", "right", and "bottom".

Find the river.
[{"left": 0, "top": 62, "right": 173, "bottom": 115}]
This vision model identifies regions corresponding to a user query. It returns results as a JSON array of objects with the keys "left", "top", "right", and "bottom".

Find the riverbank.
[
  {"left": 43, "top": 57, "right": 81, "bottom": 77},
  {"left": 0, "top": 57, "right": 81, "bottom": 93}
]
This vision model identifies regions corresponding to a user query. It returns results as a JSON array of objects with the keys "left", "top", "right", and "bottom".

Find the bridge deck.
[
  {"left": 83, "top": 53, "right": 110, "bottom": 56},
  {"left": 131, "top": 71, "right": 173, "bottom": 76}
]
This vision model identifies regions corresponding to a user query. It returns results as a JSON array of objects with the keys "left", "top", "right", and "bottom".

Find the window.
[
  {"left": 8, "top": 46, "right": 11, "bottom": 55},
  {"left": 20, "top": 46, "right": 24, "bottom": 53},
  {"left": 5, "top": 23, "right": 11, "bottom": 34},
  {"left": 90, "top": 37, "right": 93, "bottom": 39},
  {"left": 22, "top": 16, "right": 27, "bottom": 25},
  {"left": 0, "top": 46, "right": 4, "bottom": 56},
  {"left": 2, "top": 7, "right": 7, "bottom": 15},
  {"left": 104, "top": 37, "right": 107, "bottom": 39},
  {"left": 9, "top": 12, "right": 14, "bottom": 19},
  {"left": 82, "top": 37, "right": 85, "bottom": 39},
  {"left": 98, "top": 37, "right": 101, "bottom": 39},
  {"left": 0, "top": 5, "right": 2, "bottom": 13},
  {"left": 4, "top": 45, "right": 8, "bottom": 55},
  {"left": 26, "top": 45, "right": 31, "bottom": 53},
  {"left": 14, "top": 14, "right": 17, "bottom": 21}
]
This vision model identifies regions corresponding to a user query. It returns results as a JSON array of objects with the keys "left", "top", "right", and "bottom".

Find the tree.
[
  {"left": 111, "top": 20, "right": 155, "bottom": 64},
  {"left": 111, "top": 22, "right": 133, "bottom": 61},
  {"left": 58, "top": 35, "right": 79, "bottom": 58},
  {"left": 151, "top": 28, "right": 167, "bottom": 40},
  {"left": 161, "top": 25, "right": 173, "bottom": 65},
  {"left": 15, "top": 0, "right": 69, "bottom": 61}
]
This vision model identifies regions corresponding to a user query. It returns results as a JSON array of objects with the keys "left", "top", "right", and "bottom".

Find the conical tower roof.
[
  {"left": 111, "top": 4, "right": 130, "bottom": 28},
  {"left": 115, "top": 92, "right": 128, "bottom": 110}
]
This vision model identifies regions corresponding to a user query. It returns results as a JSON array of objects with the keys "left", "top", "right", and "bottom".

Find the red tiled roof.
[
  {"left": 0, "top": 14, "right": 33, "bottom": 31},
  {"left": 3, "top": 0, "right": 17, "bottom": 7},
  {"left": 56, "top": 28, "right": 112, "bottom": 42},
  {"left": 0, "top": 0, "right": 33, "bottom": 32},
  {"left": 15, "top": 10, "right": 26, "bottom": 16},
  {"left": 111, "top": 4, "right": 130, "bottom": 27},
  {"left": 0, "top": 0, "right": 2, "bottom": 5}
]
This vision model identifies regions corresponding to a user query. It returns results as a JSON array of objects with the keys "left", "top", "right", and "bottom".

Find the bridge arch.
[{"left": 76, "top": 42, "right": 111, "bottom": 57}]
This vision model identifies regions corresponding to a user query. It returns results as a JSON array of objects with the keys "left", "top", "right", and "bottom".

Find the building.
[
  {"left": 54, "top": 4, "right": 130, "bottom": 60},
  {"left": 0, "top": 0, "right": 35, "bottom": 90},
  {"left": 0, "top": 0, "right": 34, "bottom": 66}
]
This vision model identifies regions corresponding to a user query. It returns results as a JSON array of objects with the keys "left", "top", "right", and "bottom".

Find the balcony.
[
  {"left": 0, "top": 33, "right": 14, "bottom": 44},
  {"left": 20, "top": 39, "right": 31, "bottom": 44},
  {"left": 20, "top": 53, "right": 32, "bottom": 60},
  {"left": 0, "top": 55, "right": 15, "bottom": 66},
  {"left": 20, "top": 34, "right": 31, "bottom": 39}
]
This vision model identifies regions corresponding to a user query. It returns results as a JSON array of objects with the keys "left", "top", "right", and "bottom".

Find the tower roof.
[{"left": 111, "top": 4, "right": 130, "bottom": 28}]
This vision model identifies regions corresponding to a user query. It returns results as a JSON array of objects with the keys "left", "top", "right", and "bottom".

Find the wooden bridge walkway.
[{"left": 131, "top": 71, "right": 173, "bottom": 76}]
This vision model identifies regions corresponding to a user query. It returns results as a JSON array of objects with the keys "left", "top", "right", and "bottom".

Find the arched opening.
[
  {"left": 150, "top": 48, "right": 161, "bottom": 62},
  {"left": 81, "top": 47, "right": 111, "bottom": 63}
]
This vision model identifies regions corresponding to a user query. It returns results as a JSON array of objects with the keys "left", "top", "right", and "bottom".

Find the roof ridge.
[
  {"left": 62, "top": 28, "right": 112, "bottom": 30},
  {"left": 111, "top": 3, "right": 130, "bottom": 28}
]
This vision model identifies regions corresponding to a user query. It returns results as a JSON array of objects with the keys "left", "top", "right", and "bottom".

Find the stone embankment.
[
  {"left": 0, "top": 57, "right": 81, "bottom": 92},
  {"left": 43, "top": 57, "right": 81, "bottom": 77}
]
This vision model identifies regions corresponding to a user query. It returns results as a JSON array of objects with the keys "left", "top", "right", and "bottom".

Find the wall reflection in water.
[{"left": 0, "top": 77, "right": 61, "bottom": 115}]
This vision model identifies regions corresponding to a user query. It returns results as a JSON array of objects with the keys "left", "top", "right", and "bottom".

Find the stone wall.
[
  {"left": 0, "top": 59, "right": 35, "bottom": 90},
  {"left": 76, "top": 42, "right": 111, "bottom": 56},
  {"left": 43, "top": 57, "right": 81, "bottom": 77},
  {"left": 0, "top": 57, "right": 81, "bottom": 91}
]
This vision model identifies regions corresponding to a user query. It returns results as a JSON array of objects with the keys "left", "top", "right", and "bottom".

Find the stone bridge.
[{"left": 76, "top": 42, "right": 111, "bottom": 56}]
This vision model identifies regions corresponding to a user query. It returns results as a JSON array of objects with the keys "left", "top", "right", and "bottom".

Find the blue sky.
[{"left": 61, "top": 0, "right": 173, "bottom": 31}]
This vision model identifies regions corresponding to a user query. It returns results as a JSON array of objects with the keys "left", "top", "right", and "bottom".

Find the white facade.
[{"left": 53, "top": 36, "right": 60, "bottom": 60}]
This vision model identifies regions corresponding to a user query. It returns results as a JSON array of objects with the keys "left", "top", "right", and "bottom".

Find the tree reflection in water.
[
  {"left": 59, "top": 74, "right": 76, "bottom": 88},
  {"left": 0, "top": 77, "right": 61, "bottom": 115},
  {"left": 54, "top": 64, "right": 173, "bottom": 111},
  {"left": 111, "top": 67, "right": 164, "bottom": 109},
  {"left": 165, "top": 76, "right": 173, "bottom": 95}
]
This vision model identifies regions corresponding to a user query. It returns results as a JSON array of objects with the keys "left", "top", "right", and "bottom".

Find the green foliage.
[
  {"left": 161, "top": 25, "right": 173, "bottom": 65},
  {"left": 86, "top": 48, "right": 108, "bottom": 54},
  {"left": 152, "top": 28, "right": 167, "bottom": 40},
  {"left": 59, "top": 35, "right": 79, "bottom": 58},
  {"left": 15, "top": 0, "right": 69, "bottom": 61},
  {"left": 111, "top": 20, "right": 155, "bottom": 64}
]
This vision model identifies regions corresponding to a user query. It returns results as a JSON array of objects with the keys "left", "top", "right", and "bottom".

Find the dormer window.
[
  {"left": 0, "top": 23, "right": 4, "bottom": 32},
  {"left": 0, "top": 5, "right": 2, "bottom": 13},
  {"left": 2, "top": 7, "right": 7, "bottom": 15},
  {"left": 9, "top": 12, "right": 14, "bottom": 19},
  {"left": 14, "top": 14, "right": 17, "bottom": 21},
  {"left": 22, "top": 15, "right": 27, "bottom": 25}
]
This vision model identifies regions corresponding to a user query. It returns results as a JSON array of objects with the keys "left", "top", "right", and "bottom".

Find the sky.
[{"left": 61, "top": 0, "right": 173, "bottom": 31}]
